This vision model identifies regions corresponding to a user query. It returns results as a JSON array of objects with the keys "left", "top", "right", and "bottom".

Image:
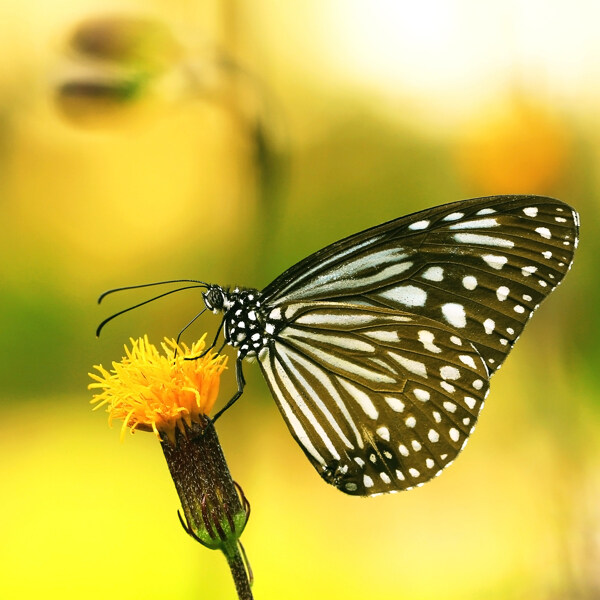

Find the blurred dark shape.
[
  {"left": 68, "top": 14, "right": 181, "bottom": 75},
  {"left": 55, "top": 14, "right": 182, "bottom": 126},
  {"left": 57, "top": 77, "right": 143, "bottom": 123},
  {"left": 54, "top": 12, "right": 289, "bottom": 273}
]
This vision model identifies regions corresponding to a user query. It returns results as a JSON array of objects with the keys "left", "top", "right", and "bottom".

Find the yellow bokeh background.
[{"left": 1, "top": 1, "right": 598, "bottom": 599}]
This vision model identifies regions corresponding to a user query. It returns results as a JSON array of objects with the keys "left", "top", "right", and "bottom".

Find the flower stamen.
[{"left": 89, "top": 334, "right": 227, "bottom": 443}]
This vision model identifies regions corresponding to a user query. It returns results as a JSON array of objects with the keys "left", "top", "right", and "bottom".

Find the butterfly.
[{"left": 99, "top": 195, "right": 579, "bottom": 496}]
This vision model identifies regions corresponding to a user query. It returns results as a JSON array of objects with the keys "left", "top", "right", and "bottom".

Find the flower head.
[{"left": 89, "top": 335, "right": 227, "bottom": 442}]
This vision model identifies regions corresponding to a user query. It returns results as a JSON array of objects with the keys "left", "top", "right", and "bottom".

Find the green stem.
[{"left": 225, "top": 544, "right": 253, "bottom": 600}]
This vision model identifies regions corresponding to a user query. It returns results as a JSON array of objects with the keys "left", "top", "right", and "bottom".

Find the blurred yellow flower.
[{"left": 89, "top": 335, "right": 227, "bottom": 442}]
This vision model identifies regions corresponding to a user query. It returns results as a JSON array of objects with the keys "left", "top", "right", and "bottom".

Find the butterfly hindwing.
[{"left": 259, "top": 303, "right": 490, "bottom": 495}]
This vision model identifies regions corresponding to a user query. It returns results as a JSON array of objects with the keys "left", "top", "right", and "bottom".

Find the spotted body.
[
  {"left": 203, "top": 287, "right": 281, "bottom": 357},
  {"left": 201, "top": 196, "right": 579, "bottom": 496}
]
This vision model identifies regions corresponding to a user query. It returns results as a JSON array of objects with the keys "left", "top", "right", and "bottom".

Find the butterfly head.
[{"left": 202, "top": 285, "right": 227, "bottom": 313}]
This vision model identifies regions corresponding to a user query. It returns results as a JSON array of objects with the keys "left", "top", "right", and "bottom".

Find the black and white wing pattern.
[
  {"left": 259, "top": 303, "right": 491, "bottom": 495},
  {"left": 256, "top": 195, "right": 579, "bottom": 495}
]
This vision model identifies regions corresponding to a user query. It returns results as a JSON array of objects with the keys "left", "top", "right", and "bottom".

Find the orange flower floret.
[{"left": 89, "top": 335, "right": 227, "bottom": 442}]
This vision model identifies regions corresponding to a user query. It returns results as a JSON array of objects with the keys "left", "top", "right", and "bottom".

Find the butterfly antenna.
[
  {"left": 96, "top": 284, "right": 207, "bottom": 337},
  {"left": 98, "top": 279, "right": 209, "bottom": 304}
]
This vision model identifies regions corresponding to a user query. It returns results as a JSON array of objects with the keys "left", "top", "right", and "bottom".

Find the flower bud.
[{"left": 161, "top": 416, "right": 249, "bottom": 552}]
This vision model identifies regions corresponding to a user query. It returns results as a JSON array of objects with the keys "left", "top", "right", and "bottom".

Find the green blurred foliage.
[{"left": 1, "top": 1, "right": 599, "bottom": 599}]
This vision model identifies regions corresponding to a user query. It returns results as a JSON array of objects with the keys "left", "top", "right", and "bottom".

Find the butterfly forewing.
[
  {"left": 254, "top": 196, "right": 578, "bottom": 495},
  {"left": 262, "top": 196, "right": 578, "bottom": 375},
  {"left": 259, "top": 303, "right": 491, "bottom": 495}
]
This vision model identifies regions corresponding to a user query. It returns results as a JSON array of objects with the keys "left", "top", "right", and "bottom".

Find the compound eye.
[
  {"left": 202, "top": 291, "right": 213, "bottom": 310},
  {"left": 204, "top": 286, "right": 225, "bottom": 311}
]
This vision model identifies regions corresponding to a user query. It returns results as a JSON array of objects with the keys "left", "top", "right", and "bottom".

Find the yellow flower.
[
  {"left": 89, "top": 335, "right": 227, "bottom": 443},
  {"left": 89, "top": 333, "right": 251, "bottom": 594}
]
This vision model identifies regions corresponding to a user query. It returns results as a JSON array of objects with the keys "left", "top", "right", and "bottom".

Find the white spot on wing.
[
  {"left": 521, "top": 265, "right": 537, "bottom": 277},
  {"left": 428, "top": 429, "right": 440, "bottom": 443},
  {"left": 462, "top": 275, "right": 477, "bottom": 290},
  {"left": 376, "top": 426, "right": 390, "bottom": 441},
  {"left": 421, "top": 266, "right": 444, "bottom": 281},
  {"left": 363, "top": 329, "right": 398, "bottom": 343},
  {"left": 284, "top": 327, "right": 375, "bottom": 353},
  {"left": 440, "top": 381, "right": 455, "bottom": 393},
  {"left": 449, "top": 218, "right": 499, "bottom": 230},
  {"left": 459, "top": 355, "right": 477, "bottom": 369},
  {"left": 535, "top": 227, "right": 552, "bottom": 239},
  {"left": 440, "top": 365, "right": 460, "bottom": 380},
  {"left": 385, "top": 396, "right": 405, "bottom": 412},
  {"left": 454, "top": 233, "right": 514, "bottom": 248},
  {"left": 523, "top": 207, "right": 538, "bottom": 217},
  {"left": 409, "top": 220, "right": 430, "bottom": 230},
  {"left": 496, "top": 286, "right": 509, "bottom": 301},
  {"left": 483, "top": 318, "right": 495, "bottom": 334},
  {"left": 441, "top": 303, "right": 466, "bottom": 328},
  {"left": 413, "top": 388, "right": 431, "bottom": 402},
  {"left": 482, "top": 254, "right": 508, "bottom": 270},
  {"left": 379, "top": 285, "right": 427, "bottom": 307},
  {"left": 464, "top": 396, "right": 477, "bottom": 409},
  {"left": 443, "top": 212, "right": 464, "bottom": 221},
  {"left": 418, "top": 330, "right": 442, "bottom": 353},
  {"left": 295, "top": 312, "right": 377, "bottom": 327},
  {"left": 380, "top": 472, "right": 391, "bottom": 484}
]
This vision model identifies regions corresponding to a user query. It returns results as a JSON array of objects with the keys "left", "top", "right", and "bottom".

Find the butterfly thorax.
[{"left": 203, "top": 285, "right": 281, "bottom": 359}]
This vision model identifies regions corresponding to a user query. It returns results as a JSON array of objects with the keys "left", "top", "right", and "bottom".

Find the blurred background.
[{"left": 1, "top": 1, "right": 598, "bottom": 598}]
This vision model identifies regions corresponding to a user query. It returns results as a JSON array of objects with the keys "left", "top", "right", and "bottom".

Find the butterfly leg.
[
  {"left": 212, "top": 357, "right": 246, "bottom": 423},
  {"left": 185, "top": 318, "right": 226, "bottom": 361}
]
